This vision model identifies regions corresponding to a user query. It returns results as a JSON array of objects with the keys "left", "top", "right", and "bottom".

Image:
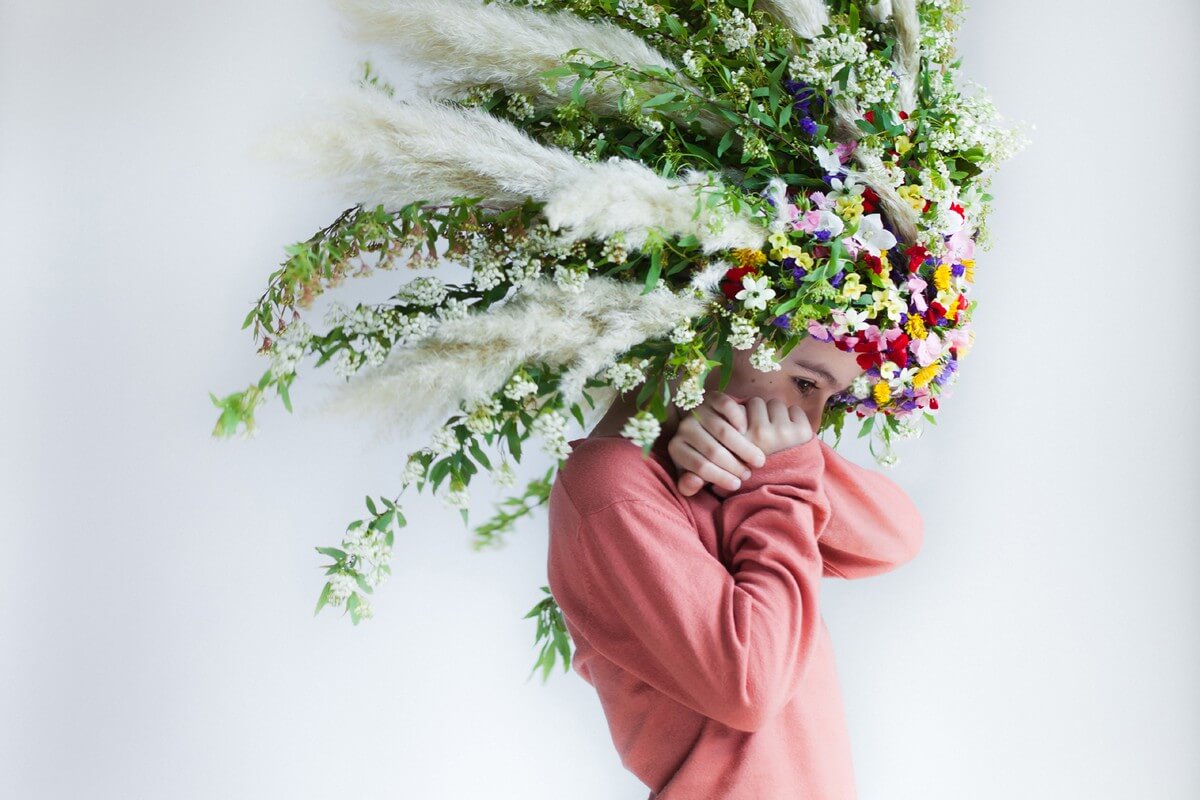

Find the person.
[{"left": 546, "top": 333, "right": 925, "bottom": 799}]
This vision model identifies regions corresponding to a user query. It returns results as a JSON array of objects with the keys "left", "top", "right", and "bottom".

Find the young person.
[{"left": 547, "top": 334, "right": 924, "bottom": 799}]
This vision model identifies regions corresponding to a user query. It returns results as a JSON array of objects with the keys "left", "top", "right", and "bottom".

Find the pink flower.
[
  {"left": 834, "top": 141, "right": 858, "bottom": 163},
  {"left": 796, "top": 209, "right": 822, "bottom": 233},
  {"left": 910, "top": 331, "right": 945, "bottom": 367},
  {"left": 807, "top": 318, "right": 835, "bottom": 342},
  {"left": 905, "top": 275, "right": 929, "bottom": 312}
]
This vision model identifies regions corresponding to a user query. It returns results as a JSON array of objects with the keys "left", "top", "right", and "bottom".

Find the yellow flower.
[
  {"left": 767, "top": 231, "right": 789, "bottom": 249},
  {"left": 894, "top": 135, "right": 913, "bottom": 155},
  {"left": 840, "top": 272, "right": 866, "bottom": 301},
  {"left": 912, "top": 362, "right": 942, "bottom": 389},
  {"left": 790, "top": 249, "right": 814, "bottom": 269},
  {"left": 733, "top": 248, "right": 766, "bottom": 268},
  {"left": 897, "top": 184, "right": 925, "bottom": 213},
  {"left": 836, "top": 194, "right": 865, "bottom": 221},
  {"left": 905, "top": 314, "right": 927, "bottom": 340},
  {"left": 872, "top": 380, "right": 892, "bottom": 405},
  {"left": 933, "top": 264, "right": 952, "bottom": 292},
  {"left": 962, "top": 258, "right": 975, "bottom": 283}
]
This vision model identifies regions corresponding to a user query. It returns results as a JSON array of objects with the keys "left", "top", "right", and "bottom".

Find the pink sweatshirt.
[{"left": 546, "top": 433, "right": 924, "bottom": 799}]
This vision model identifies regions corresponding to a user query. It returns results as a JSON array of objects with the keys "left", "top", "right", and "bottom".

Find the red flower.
[
  {"left": 950, "top": 203, "right": 965, "bottom": 217},
  {"left": 864, "top": 110, "right": 876, "bottom": 124},
  {"left": 929, "top": 397, "right": 939, "bottom": 410},
  {"left": 898, "top": 110, "right": 909, "bottom": 120},
  {"left": 862, "top": 252, "right": 885, "bottom": 275},
  {"left": 922, "top": 200, "right": 931, "bottom": 213},
  {"left": 812, "top": 244, "right": 831, "bottom": 259},
  {"left": 904, "top": 244, "right": 929, "bottom": 273},
  {"left": 926, "top": 301, "right": 947, "bottom": 326},
  {"left": 721, "top": 265, "right": 756, "bottom": 301},
  {"left": 862, "top": 186, "right": 880, "bottom": 214}
]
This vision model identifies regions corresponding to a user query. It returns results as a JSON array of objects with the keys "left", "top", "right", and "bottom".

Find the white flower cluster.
[
  {"left": 342, "top": 526, "right": 392, "bottom": 590},
  {"left": 620, "top": 410, "right": 661, "bottom": 449},
  {"left": 429, "top": 424, "right": 461, "bottom": 458},
  {"left": 437, "top": 297, "right": 471, "bottom": 323},
  {"left": 719, "top": 8, "right": 757, "bottom": 53},
  {"left": 463, "top": 395, "right": 503, "bottom": 435},
  {"left": 552, "top": 264, "right": 589, "bottom": 294},
  {"left": 504, "top": 373, "right": 540, "bottom": 403},
  {"left": 680, "top": 49, "right": 703, "bottom": 80},
  {"left": 669, "top": 323, "right": 696, "bottom": 344},
  {"left": 605, "top": 358, "right": 651, "bottom": 393},
  {"left": 749, "top": 342, "right": 782, "bottom": 373},
  {"left": 850, "top": 373, "right": 872, "bottom": 400},
  {"left": 616, "top": 0, "right": 661, "bottom": 28},
  {"left": 531, "top": 409, "right": 572, "bottom": 460},
  {"left": 788, "top": 28, "right": 896, "bottom": 111},
  {"left": 327, "top": 573, "right": 358, "bottom": 608},
  {"left": 506, "top": 92, "right": 536, "bottom": 120},
  {"left": 728, "top": 315, "right": 758, "bottom": 350},
  {"left": 493, "top": 460, "right": 517, "bottom": 488},
  {"left": 268, "top": 318, "right": 312, "bottom": 379},
  {"left": 401, "top": 454, "right": 426, "bottom": 488},
  {"left": 440, "top": 483, "right": 471, "bottom": 510},
  {"left": 600, "top": 232, "right": 629, "bottom": 265},
  {"left": 673, "top": 358, "right": 709, "bottom": 411},
  {"left": 398, "top": 276, "right": 448, "bottom": 307},
  {"left": 894, "top": 416, "right": 925, "bottom": 440}
]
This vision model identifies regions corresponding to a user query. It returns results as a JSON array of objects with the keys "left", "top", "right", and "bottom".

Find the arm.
[
  {"left": 549, "top": 437, "right": 831, "bottom": 733},
  {"left": 815, "top": 439, "right": 925, "bottom": 579}
]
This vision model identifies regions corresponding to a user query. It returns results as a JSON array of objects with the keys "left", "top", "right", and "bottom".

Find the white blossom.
[
  {"left": 735, "top": 274, "right": 776, "bottom": 311},
  {"left": 620, "top": 410, "right": 661, "bottom": 449},
  {"left": 749, "top": 343, "right": 782, "bottom": 372}
]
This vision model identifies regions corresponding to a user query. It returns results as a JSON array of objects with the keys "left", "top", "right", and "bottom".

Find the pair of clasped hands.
[{"left": 664, "top": 391, "right": 816, "bottom": 500}]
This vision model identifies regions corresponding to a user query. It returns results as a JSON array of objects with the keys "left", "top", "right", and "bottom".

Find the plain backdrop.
[{"left": 2, "top": 1, "right": 1197, "bottom": 798}]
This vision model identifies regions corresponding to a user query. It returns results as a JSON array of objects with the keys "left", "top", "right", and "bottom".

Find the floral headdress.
[{"left": 211, "top": 0, "right": 1027, "bottom": 676}]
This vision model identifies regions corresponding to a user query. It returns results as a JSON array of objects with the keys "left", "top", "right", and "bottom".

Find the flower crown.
[{"left": 211, "top": 0, "right": 1027, "bottom": 663}]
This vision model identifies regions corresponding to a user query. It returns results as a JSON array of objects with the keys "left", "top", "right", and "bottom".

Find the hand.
[
  {"left": 667, "top": 393, "right": 815, "bottom": 498},
  {"left": 666, "top": 391, "right": 766, "bottom": 497}
]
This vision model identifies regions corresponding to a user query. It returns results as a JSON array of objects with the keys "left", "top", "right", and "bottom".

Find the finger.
[
  {"left": 709, "top": 392, "right": 749, "bottom": 433},
  {"left": 744, "top": 396, "right": 768, "bottom": 430},
  {"left": 698, "top": 406, "right": 765, "bottom": 467},
  {"left": 672, "top": 439, "right": 746, "bottom": 491},
  {"left": 766, "top": 398, "right": 790, "bottom": 427},
  {"left": 686, "top": 422, "right": 755, "bottom": 481},
  {"left": 676, "top": 471, "right": 706, "bottom": 497}
]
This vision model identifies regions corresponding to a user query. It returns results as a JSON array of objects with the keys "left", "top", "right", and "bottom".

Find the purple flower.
[
  {"left": 933, "top": 358, "right": 958, "bottom": 386},
  {"left": 951, "top": 263, "right": 966, "bottom": 278},
  {"left": 829, "top": 269, "right": 846, "bottom": 287},
  {"left": 772, "top": 314, "right": 792, "bottom": 329},
  {"left": 815, "top": 230, "right": 832, "bottom": 243},
  {"left": 799, "top": 116, "right": 818, "bottom": 136}
]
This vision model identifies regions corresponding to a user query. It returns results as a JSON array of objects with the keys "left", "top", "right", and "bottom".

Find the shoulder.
[{"left": 552, "top": 436, "right": 686, "bottom": 518}]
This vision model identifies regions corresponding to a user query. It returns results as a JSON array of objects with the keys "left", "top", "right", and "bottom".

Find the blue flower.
[
  {"left": 772, "top": 314, "right": 792, "bottom": 329},
  {"left": 799, "top": 116, "right": 818, "bottom": 136}
]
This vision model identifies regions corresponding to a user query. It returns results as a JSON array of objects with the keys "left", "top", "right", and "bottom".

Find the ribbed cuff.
[{"left": 730, "top": 435, "right": 823, "bottom": 494}]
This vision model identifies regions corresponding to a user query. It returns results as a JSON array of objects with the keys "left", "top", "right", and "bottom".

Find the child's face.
[{"left": 704, "top": 336, "right": 862, "bottom": 434}]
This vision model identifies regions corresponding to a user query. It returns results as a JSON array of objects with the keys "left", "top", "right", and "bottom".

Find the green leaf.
[
  {"left": 468, "top": 440, "right": 493, "bottom": 471},
  {"left": 314, "top": 582, "right": 332, "bottom": 616},
  {"left": 641, "top": 90, "right": 677, "bottom": 109},
  {"left": 642, "top": 245, "right": 663, "bottom": 295},
  {"left": 278, "top": 379, "right": 293, "bottom": 413},
  {"left": 315, "top": 546, "right": 347, "bottom": 560},
  {"left": 365, "top": 495, "right": 378, "bottom": 516},
  {"left": 717, "top": 128, "right": 735, "bottom": 159}
]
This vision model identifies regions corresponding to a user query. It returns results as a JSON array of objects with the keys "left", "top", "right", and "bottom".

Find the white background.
[{"left": 2, "top": 1, "right": 1197, "bottom": 798}]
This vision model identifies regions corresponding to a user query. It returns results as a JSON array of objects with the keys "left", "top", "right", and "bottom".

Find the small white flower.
[
  {"left": 620, "top": 411, "right": 661, "bottom": 449},
  {"left": 493, "top": 461, "right": 517, "bottom": 488},
  {"left": 429, "top": 425, "right": 461, "bottom": 458},
  {"left": 605, "top": 359, "right": 650, "bottom": 393},
  {"left": 327, "top": 573, "right": 357, "bottom": 607},
  {"left": 734, "top": 274, "right": 776, "bottom": 311},
  {"left": 401, "top": 455, "right": 426, "bottom": 487},
  {"left": 440, "top": 484, "right": 471, "bottom": 510},
  {"left": 669, "top": 324, "right": 696, "bottom": 344},
  {"left": 728, "top": 315, "right": 758, "bottom": 350},
  {"left": 749, "top": 343, "right": 782, "bottom": 372},
  {"left": 503, "top": 374, "right": 539, "bottom": 402},
  {"left": 850, "top": 374, "right": 872, "bottom": 399}
]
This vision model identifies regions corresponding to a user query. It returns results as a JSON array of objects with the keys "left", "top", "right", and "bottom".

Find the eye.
[{"left": 792, "top": 376, "right": 818, "bottom": 396}]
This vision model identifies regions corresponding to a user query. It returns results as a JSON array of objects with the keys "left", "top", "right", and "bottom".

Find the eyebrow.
[{"left": 791, "top": 358, "right": 851, "bottom": 392}]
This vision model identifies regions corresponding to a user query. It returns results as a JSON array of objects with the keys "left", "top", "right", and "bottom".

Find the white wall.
[{"left": 2, "top": 1, "right": 1196, "bottom": 798}]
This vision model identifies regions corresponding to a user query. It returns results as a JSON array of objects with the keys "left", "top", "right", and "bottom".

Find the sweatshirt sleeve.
[
  {"left": 815, "top": 439, "right": 925, "bottom": 579},
  {"left": 553, "top": 437, "right": 831, "bottom": 733}
]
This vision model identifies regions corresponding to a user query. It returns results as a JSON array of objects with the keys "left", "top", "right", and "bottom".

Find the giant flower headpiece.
[{"left": 211, "top": 0, "right": 1027, "bottom": 673}]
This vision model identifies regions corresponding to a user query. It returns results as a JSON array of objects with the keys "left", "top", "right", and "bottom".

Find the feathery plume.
[{"left": 310, "top": 275, "right": 714, "bottom": 443}]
